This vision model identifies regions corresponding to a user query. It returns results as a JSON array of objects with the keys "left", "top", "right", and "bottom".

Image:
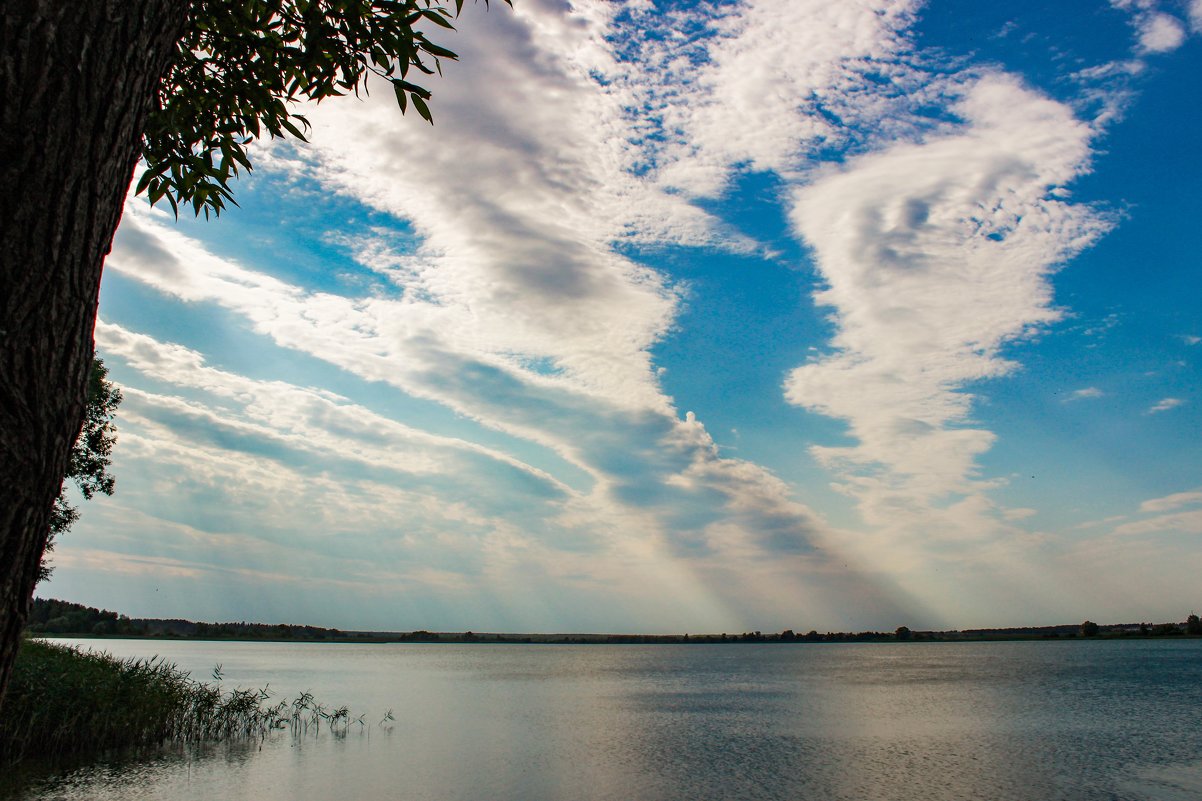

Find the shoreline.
[
  {"left": 36, "top": 630, "right": 1202, "bottom": 646},
  {"left": 30, "top": 597, "right": 1202, "bottom": 646}
]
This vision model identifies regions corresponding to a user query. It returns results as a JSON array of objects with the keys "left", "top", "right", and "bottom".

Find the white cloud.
[
  {"left": 95, "top": 320, "right": 568, "bottom": 490},
  {"left": 1181, "top": 334, "right": 1201, "bottom": 346},
  {"left": 583, "top": 2, "right": 1091, "bottom": 563},
  {"left": 784, "top": 75, "right": 1106, "bottom": 533},
  {"left": 1140, "top": 490, "right": 1202, "bottom": 513},
  {"left": 255, "top": 2, "right": 726, "bottom": 417},
  {"left": 1065, "top": 387, "right": 1105, "bottom": 401},
  {"left": 1067, "top": 58, "right": 1142, "bottom": 130},
  {"left": 1110, "top": 1, "right": 1189, "bottom": 53},
  {"left": 1148, "top": 397, "right": 1185, "bottom": 414},
  {"left": 1139, "top": 11, "right": 1188, "bottom": 51},
  {"left": 629, "top": 0, "right": 927, "bottom": 197},
  {"left": 1071, "top": 59, "right": 1145, "bottom": 82},
  {"left": 1192, "top": 0, "right": 1202, "bottom": 31},
  {"left": 1115, "top": 510, "right": 1202, "bottom": 536}
]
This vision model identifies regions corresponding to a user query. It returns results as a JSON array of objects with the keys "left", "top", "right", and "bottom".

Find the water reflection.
[{"left": 5, "top": 639, "right": 1202, "bottom": 800}]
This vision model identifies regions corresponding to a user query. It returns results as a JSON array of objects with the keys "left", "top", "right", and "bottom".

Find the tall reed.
[{"left": 0, "top": 639, "right": 356, "bottom": 765}]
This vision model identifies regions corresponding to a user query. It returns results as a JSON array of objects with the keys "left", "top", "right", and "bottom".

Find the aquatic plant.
[{"left": 0, "top": 639, "right": 357, "bottom": 766}]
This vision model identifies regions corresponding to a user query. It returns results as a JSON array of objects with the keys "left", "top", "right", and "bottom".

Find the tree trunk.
[{"left": 0, "top": 0, "right": 187, "bottom": 707}]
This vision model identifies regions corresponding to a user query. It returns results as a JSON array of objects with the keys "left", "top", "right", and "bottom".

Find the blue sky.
[{"left": 47, "top": 0, "right": 1202, "bottom": 633}]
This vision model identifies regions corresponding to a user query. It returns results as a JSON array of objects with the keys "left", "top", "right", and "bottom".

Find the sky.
[{"left": 45, "top": 0, "right": 1202, "bottom": 634}]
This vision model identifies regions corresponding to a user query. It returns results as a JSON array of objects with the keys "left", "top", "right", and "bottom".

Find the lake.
[{"left": 5, "top": 638, "right": 1202, "bottom": 800}]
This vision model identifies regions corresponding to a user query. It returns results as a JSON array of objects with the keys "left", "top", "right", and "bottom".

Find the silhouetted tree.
[
  {"left": 1079, "top": 620, "right": 1100, "bottom": 637},
  {"left": 0, "top": 0, "right": 506, "bottom": 708},
  {"left": 895, "top": 626, "right": 912, "bottom": 641}
]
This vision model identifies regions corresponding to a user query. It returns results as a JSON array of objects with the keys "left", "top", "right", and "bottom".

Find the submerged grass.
[{"left": 0, "top": 639, "right": 363, "bottom": 766}]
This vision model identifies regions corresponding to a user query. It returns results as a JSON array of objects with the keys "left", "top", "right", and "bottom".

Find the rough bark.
[{"left": 0, "top": 0, "right": 187, "bottom": 706}]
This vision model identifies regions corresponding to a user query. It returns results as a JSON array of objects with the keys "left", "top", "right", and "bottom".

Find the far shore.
[
  {"left": 37, "top": 630, "right": 1202, "bottom": 646},
  {"left": 30, "top": 597, "right": 1202, "bottom": 646}
]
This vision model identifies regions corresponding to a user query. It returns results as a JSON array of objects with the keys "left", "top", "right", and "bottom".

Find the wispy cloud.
[
  {"left": 107, "top": 205, "right": 855, "bottom": 586},
  {"left": 627, "top": 0, "right": 929, "bottom": 196},
  {"left": 1065, "top": 387, "right": 1105, "bottom": 401},
  {"left": 1115, "top": 510, "right": 1202, "bottom": 536},
  {"left": 1148, "top": 397, "right": 1185, "bottom": 414},
  {"left": 96, "top": 321, "right": 567, "bottom": 490},
  {"left": 1140, "top": 490, "right": 1202, "bottom": 513}
]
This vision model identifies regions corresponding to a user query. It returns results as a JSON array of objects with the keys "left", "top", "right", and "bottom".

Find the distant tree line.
[
  {"left": 25, "top": 598, "right": 353, "bottom": 641},
  {"left": 24, "top": 598, "right": 1202, "bottom": 644},
  {"left": 26, "top": 598, "right": 134, "bottom": 636},
  {"left": 1078, "top": 615, "right": 1202, "bottom": 638}
]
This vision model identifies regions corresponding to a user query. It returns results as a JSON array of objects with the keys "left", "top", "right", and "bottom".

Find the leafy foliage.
[
  {"left": 137, "top": 0, "right": 508, "bottom": 218},
  {"left": 67, "top": 360, "right": 122, "bottom": 501},
  {"left": 38, "top": 360, "right": 122, "bottom": 583}
]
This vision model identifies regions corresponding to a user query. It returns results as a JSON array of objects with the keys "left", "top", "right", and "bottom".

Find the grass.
[{"left": 0, "top": 638, "right": 366, "bottom": 766}]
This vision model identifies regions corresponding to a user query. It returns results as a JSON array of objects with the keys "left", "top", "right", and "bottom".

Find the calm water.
[{"left": 5, "top": 638, "right": 1202, "bottom": 800}]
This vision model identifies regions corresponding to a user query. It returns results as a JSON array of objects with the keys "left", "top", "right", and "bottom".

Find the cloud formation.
[
  {"left": 47, "top": 0, "right": 1199, "bottom": 631},
  {"left": 786, "top": 75, "right": 1107, "bottom": 534},
  {"left": 1148, "top": 397, "right": 1185, "bottom": 414},
  {"left": 599, "top": 2, "right": 1118, "bottom": 564},
  {"left": 1110, "top": 0, "right": 1192, "bottom": 52},
  {"left": 1137, "top": 11, "right": 1188, "bottom": 51},
  {"left": 1115, "top": 488, "right": 1202, "bottom": 535},
  {"left": 1066, "top": 387, "right": 1105, "bottom": 401},
  {"left": 623, "top": 0, "right": 928, "bottom": 196},
  {"left": 100, "top": 0, "right": 877, "bottom": 627},
  {"left": 1140, "top": 490, "right": 1202, "bottom": 513}
]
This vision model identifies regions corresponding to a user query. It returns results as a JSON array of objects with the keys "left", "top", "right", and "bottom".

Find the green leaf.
[
  {"left": 148, "top": 179, "right": 168, "bottom": 204},
  {"left": 422, "top": 42, "right": 457, "bottom": 59},
  {"left": 411, "top": 92, "right": 433, "bottom": 123},
  {"left": 135, "top": 170, "right": 155, "bottom": 195},
  {"left": 279, "top": 116, "right": 308, "bottom": 140},
  {"left": 392, "top": 78, "right": 408, "bottom": 112},
  {"left": 421, "top": 9, "right": 456, "bottom": 29}
]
